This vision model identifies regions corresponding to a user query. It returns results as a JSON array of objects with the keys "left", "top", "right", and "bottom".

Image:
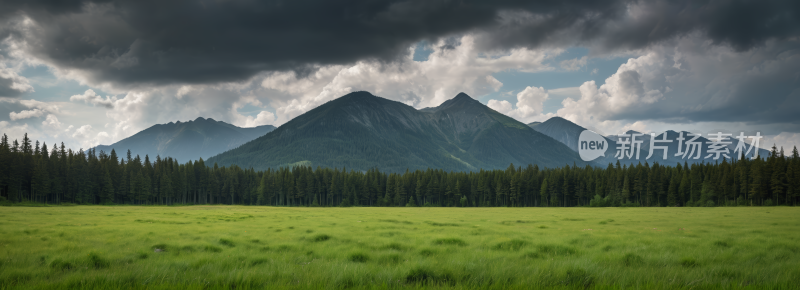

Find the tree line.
[{"left": 1, "top": 133, "right": 798, "bottom": 207}]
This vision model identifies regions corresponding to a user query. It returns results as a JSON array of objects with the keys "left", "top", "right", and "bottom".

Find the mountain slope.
[
  {"left": 207, "top": 92, "right": 586, "bottom": 172},
  {"left": 94, "top": 117, "right": 275, "bottom": 162}
]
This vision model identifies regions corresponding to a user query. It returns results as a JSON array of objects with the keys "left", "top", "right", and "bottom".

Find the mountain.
[
  {"left": 207, "top": 92, "right": 586, "bottom": 172},
  {"left": 94, "top": 117, "right": 275, "bottom": 162},
  {"left": 532, "top": 117, "right": 770, "bottom": 166},
  {"left": 530, "top": 117, "right": 591, "bottom": 152},
  {"left": 526, "top": 121, "right": 542, "bottom": 128}
]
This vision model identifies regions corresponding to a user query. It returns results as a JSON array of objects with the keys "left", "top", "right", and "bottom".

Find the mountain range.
[
  {"left": 95, "top": 91, "right": 773, "bottom": 171},
  {"left": 94, "top": 117, "right": 275, "bottom": 162},
  {"left": 206, "top": 92, "right": 587, "bottom": 172},
  {"left": 530, "top": 117, "right": 770, "bottom": 167}
]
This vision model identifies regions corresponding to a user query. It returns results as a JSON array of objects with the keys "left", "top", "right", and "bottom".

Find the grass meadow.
[{"left": 0, "top": 206, "right": 798, "bottom": 289}]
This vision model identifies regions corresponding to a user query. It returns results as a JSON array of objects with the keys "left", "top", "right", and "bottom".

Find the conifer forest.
[{"left": 2, "top": 133, "right": 798, "bottom": 208}]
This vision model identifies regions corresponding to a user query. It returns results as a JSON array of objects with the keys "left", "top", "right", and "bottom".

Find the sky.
[{"left": 1, "top": 0, "right": 799, "bottom": 152}]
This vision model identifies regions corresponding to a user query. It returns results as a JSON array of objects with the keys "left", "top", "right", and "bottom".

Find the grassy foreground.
[{"left": 0, "top": 206, "right": 798, "bottom": 289}]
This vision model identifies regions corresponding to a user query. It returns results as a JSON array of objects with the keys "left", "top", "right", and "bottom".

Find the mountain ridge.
[
  {"left": 94, "top": 117, "right": 275, "bottom": 162},
  {"left": 207, "top": 91, "right": 587, "bottom": 172}
]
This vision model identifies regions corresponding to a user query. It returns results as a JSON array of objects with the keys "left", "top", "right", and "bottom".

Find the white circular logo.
[{"left": 578, "top": 130, "right": 608, "bottom": 161}]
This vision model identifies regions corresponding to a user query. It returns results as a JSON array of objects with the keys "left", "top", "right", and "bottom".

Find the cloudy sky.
[{"left": 1, "top": 0, "right": 799, "bottom": 152}]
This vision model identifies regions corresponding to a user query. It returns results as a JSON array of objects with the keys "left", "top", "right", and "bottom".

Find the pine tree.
[
  {"left": 160, "top": 172, "right": 173, "bottom": 204},
  {"left": 786, "top": 163, "right": 795, "bottom": 206},
  {"left": 540, "top": 178, "right": 549, "bottom": 207},
  {"left": 494, "top": 180, "right": 505, "bottom": 206},
  {"left": 414, "top": 178, "right": 423, "bottom": 206},
  {"left": 749, "top": 160, "right": 762, "bottom": 205},
  {"left": 621, "top": 174, "right": 630, "bottom": 203},
  {"left": 770, "top": 155, "right": 785, "bottom": 205},
  {"left": 679, "top": 170, "right": 690, "bottom": 206},
  {"left": 395, "top": 179, "right": 407, "bottom": 206},
  {"left": 667, "top": 170, "right": 678, "bottom": 206},
  {"left": 257, "top": 172, "right": 268, "bottom": 205},
  {"left": 312, "top": 194, "right": 320, "bottom": 207},
  {"left": 102, "top": 169, "right": 115, "bottom": 204}
]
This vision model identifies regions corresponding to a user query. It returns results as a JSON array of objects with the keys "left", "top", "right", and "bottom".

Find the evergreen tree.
[
  {"left": 395, "top": 178, "right": 407, "bottom": 206},
  {"left": 749, "top": 160, "right": 762, "bottom": 205},
  {"left": 679, "top": 170, "right": 690, "bottom": 206},
  {"left": 160, "top": 172, "right": 173, "bottom": 204},
  {"left": 621, "top": 174, "right": 631, "bottom": 203},
  {"left": 102, "top": 169, "right": 115, "bottom": 204},
  {"left": 540, "top": 178, "right": 549, "bottom": 207},
  {"left": 667, "top": 170, "right": 679, "bottom": 206}
]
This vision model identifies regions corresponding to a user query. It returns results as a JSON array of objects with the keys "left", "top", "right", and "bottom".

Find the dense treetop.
[{"left": 1, "top": 133, "right": 798, "bottom": 207}]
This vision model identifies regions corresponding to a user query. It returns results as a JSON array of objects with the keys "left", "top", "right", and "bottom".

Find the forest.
[{"left": 1, "top": 133, "right": 798, "bottom": 207}]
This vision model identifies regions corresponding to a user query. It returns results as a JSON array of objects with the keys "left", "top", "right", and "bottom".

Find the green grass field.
[{"left": 1, "top": 206, "right": 798, "bottom": 289}]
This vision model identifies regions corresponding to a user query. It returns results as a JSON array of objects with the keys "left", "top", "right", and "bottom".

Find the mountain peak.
[
  {"left": 542, "top": 116, "right": 582, "bottom": 128},
  {"left": 453, "top": 92, "right": 472, "bottom": 100},
  {"left": 340, "top": 91, "right": 377, "bottom": 101},
  {"left": 432, "top": 92, "right": 484, "bottom": 112},
  {"left": 530, "top": 116, "right": 588, "bottom": 152}
]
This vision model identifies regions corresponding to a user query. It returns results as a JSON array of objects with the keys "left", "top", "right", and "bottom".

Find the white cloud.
[
  {"left": 560, "top": 56, "right": 587, "bottom": 71},
  {"left": 72, "top": 125, "right": 93, "bottom": 139},
  {"left": 262, "top": 35, "right": 559, "bottom": 124},
  {"left": 70, "top": 89, "right": 117, "bottom": 108},
  {"left": 0, "top": 62, "right": 34, "bottom": 97},
  {"left": 487, "top": 99, "right": 513, "bottom": 114},
  {"left": 0, "top": 121, "right": 30, "bottom": 140},
  {"left": 7, "top": 98, "right": 62, "bottom": 120},
  {"left": 69, "top": 124, "right": 113, "bottom": 148},
  {"left": 487, "top": 86, "right": 554, "bottom": 123},
  {"left": 762, "top": 132, "right": 800, "bottom": 153},
  {"left": 18, "top": 99, "right": 60, "bottom": 112},
  {"left": 619, "top": 121, "right": 650, "bottom": 134},
  {"left": 1, "top": 98, "right": 60, "bottom": 121},
  {"left": 243, "top": 111, "right": 276, "bottom": 128},
  {"left": 10, "top": 108, "right": 44, "bottom": 120},
  {"left": 556, "top": 35, "right": 800, "bottom": 138},
  {"left": 40, "top": 114, "right": 62, "bottom": 138},
  {"left": 41, "top": 114, "right": 61, "bottom": 129},
  {"left": 554, "top": 47, "right": 680, "bottom": 135}
]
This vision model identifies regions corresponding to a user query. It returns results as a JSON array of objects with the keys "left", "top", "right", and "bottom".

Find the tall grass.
[{"left": 0, "top": 206, "right": 798, "bottom": 289}]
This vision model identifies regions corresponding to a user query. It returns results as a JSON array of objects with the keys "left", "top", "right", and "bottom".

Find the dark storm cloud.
[
  {"left": 482, "top": 0, "right": 800, "bottom": 52},
  {"left": 1, "top": 0, "right": 799, "bottom": 86},
  {"left": 0, "top": 76, "right": 26, "bottom": 97}
]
